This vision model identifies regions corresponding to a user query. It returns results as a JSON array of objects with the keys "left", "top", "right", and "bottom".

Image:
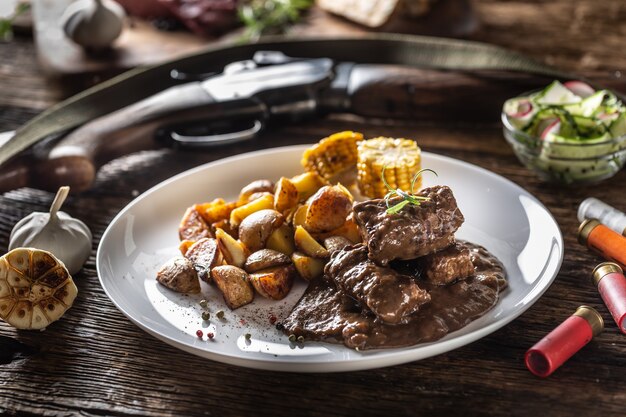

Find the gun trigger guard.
[{"left": 169, "top": 119, "right": 264, "bottom": 148}]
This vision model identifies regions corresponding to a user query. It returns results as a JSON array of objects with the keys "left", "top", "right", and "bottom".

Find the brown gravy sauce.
[{"left": 282, "top": 241, "right": 507, "bottom": 350}]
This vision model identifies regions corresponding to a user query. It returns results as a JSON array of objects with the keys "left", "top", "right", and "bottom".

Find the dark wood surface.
[{"left": 2, "top": 1, "right": 626, "bottom": 416}]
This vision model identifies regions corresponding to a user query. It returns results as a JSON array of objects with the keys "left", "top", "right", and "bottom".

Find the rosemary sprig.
[
  {"left": 382, "top": 165, "right": 438, "bottom": 214},
  {"left": 238, "top": 0, "right": 313, "bottom": 41}
]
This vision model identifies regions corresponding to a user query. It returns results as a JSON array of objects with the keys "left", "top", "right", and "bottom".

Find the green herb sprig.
[
  {"left": 238, "top": 0, "right": 313, "bottom": 41},
  {"left": 382, "top": 166, "right": 438, "bottom": 214},
  {"left": 0, "top": 2, "right": 29, "bottom": 41}
]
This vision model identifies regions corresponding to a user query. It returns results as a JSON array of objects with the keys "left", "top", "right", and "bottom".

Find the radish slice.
[
  {"left": 564, "top": 81, "right": 595, "bottom": 98},
  {"left": 508, "top": 99, "right": 533, "bottom": 118},
  {"left": 539, "top": 118, "right": 561, "bottom": 140}
]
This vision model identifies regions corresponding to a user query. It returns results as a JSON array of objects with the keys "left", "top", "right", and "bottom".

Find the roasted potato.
[
  {"left": 314, "top": 217, "right": 362, "bottom": 244},
  {"left": 184, "top": 238, "right": 223, "bottom": 283},
  {"left": 238, "top": 209, "right": 284, "bottom": 252},
  {"left": 244, "top": 249, "right": 291, "bottom": 273},
  {"left": 178, "top": 240, "right": 194, "bottom": 256},
  {"left": 238, "top": 179, "right": 275, "bottom": 204},
  {"left": 249, "top": 265, "right": 295, "bottom": 300},
  {"left": 294, "top": 225, "right": 329, "bottom": 258},
  {"left": 195, "top": 199, "right": 236, "bottom": 226},
  {"left": 292, "top": 204, "right": 308, "bottom": 228},
  {"left": 156, "top": 256, "right": 201, "bottom": 293},
  {"left": 229, "top": 193, "right": 274, "bottom": 227},
  {"left": 266, "top": 224, "right": 296, "bottom": 256},
  {"left": 274, "top": 177, "right": 299, "bottom": 212},
  {"left": 211, "top": 265, "right": 254, "bottom": 309},
  {"left": 291, "top": 252, "right": 326, "bottom": 281},
  {"left": 290, "top": 172, "right": 326, "bottom": 202},
  {"left": 247, "top": 191, "right": 273, "bottom": 203},
  {"left": 305, "top": 185, "right": 353, "bottom": 232},
  {"left": 322, "top": 236, "right": 353, "bottom": 254},
  {"left": 179, "top": 206, "right": 211, "bottom": 241},
  {"left": 211, "top": 219, "right": 238, "bottom": 239},
  {"left": 215, "top": 228, "right": 248, "bottom": 268}
]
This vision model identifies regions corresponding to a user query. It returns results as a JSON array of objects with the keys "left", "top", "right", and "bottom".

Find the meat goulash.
[{"left": 159, "top": 131, "right": 507, "bottom": 350}]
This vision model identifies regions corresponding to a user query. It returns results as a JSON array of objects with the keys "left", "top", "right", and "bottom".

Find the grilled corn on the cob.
[
  {"left": 357, "top": 137, "right": 422, "bottom": 198},
  {"left": 301, "top": 131, "right": 364, "bottom": 181}
]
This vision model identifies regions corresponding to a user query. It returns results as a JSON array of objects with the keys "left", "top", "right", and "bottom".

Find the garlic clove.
[
  {"left": 9, "top": 187, "right": 93, "bottom": 275},
  {"left": 61, "top": 0, "right": 125, "bottom": 50}
]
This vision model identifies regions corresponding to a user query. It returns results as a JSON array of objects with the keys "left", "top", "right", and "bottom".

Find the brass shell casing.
[
  {"left": 573, "top": 305, "right": 604, "bottom": 338},
  {"left": 578, "top": 218, "right": 601, "bottom": 246},
  {"left": 592, "top": 262, "right": 624, "bottom": 287}
]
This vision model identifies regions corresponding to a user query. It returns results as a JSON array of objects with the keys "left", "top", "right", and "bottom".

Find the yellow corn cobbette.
[
  {"left": 356, "top": 137, "right": 422, "bottom": 198},
  {"left": 301, "top": 131, "right": 363, "bottom": 181}
]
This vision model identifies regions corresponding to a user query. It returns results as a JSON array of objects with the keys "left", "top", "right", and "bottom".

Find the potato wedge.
[
  {"left": 215, "top": 228, "right": 248, "bottom": 268},
  {"left": 212, "top": 219, "right": 238, "bottom": 239},
  {"left": 195, "top": 199, "right": 237, "bottom": 226},
  {"left": 292, "top": 204, "right": 308, "bottom": 228},
  {"left": 211, "top": 265, "right": 254, "bottom": 309},
  {"left": 291, "top": 252, "right": 326, "bottom": 281},
  {"left": 266, "top": 224, "right": 296, "bottom": 256},
  {"left": 238, "top": 179, "right": 274, "bottom": 204},
  {"left": 244, "top": 249, "right": 291, "bottom": 273},
  {"left": 294, "top": 226, "right": 329, "bottom": 258},
  {"left": 290, "top": 172, "right": 326, "bottom": 202},
  {"left": 179, "top": 207, "right": 211, "bottom": 241},
  {"left": 249, "top": 265, "right": 295, "bottom": 300},
  {"left": 156, "top": 256, "right": 200, "bottom": 293},
  {"left": 229, "top": 193, "right": 274, "bottom": 228},
  {"left": 178, "top": 240, "right": 194, "bottom": 256},
  {"left": 238, "top": 209, "right": 284, "bottom": 252},
  {"left": 305, "top": 185, "right": 353, "bottom": 232},
  {"left": 184, "top": 238, "right": 223, "bottom": 283},
  {"left": 274, "top": 177, "right": 299, "bottom": 212},
  {"left": 314, "top": 217, "right": 361, "bottom": 244}
]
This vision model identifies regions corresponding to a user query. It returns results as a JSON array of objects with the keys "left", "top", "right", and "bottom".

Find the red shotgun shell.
[
  {"left": 525, "top": 306, "right": 603, "bottom": 378},
  {"left": 593, "top": 262, "right": 626, "bottom": 333}
]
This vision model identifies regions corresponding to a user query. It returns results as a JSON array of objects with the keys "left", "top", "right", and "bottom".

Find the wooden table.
[{"left": 2, "top": 1, "right": 626, "bottom": 416}]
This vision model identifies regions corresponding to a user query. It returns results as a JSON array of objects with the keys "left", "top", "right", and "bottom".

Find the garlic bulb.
[
  {"left": 61, "top": 0, "right": 125, "bottom": 50},
  {"left": 9, "top": 186, "right": 92, "bottom": 275}
]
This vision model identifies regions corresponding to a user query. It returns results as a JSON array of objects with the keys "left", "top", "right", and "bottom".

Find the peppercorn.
[
  {"left": 275, "top": 323, "right": 285, "bottom": 331},
  {"left": 297, "top": 335, "right": 304, "bottom": 343},
  {"left": 269, "top": 314, "right": 277, "bottom": 325},
  {"left": 202, "top": 311, "right": 210, "bottom": 321},
  {"left": 199, "top": 299, "right": 208, "bottom": 308},
  {"left": 216, "top": 310, "right": 225, "bottom": 319},
  {"left": 245, "top": 333, "right": 251, "bottom": 340},
  {"left": 207, "top": 332, "right": 215, "bottom": 340},
  {"left": 288, "top": 334, "right": 296, "bottom": 343},
  {"left": 196, "top": 329, "right": 203, "bottom": 338}
]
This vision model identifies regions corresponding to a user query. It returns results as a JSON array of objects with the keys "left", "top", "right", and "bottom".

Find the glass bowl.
[{"left": 502, "top": 112, "right": 626, "bottom": 185}]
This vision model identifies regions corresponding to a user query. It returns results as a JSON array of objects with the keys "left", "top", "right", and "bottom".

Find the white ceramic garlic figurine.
[
  {"left": 9, "top": 186, "right": 92, "bottom": 275},
  {"left": 61, "top": 0, "right": 125, "bottom": 50}
]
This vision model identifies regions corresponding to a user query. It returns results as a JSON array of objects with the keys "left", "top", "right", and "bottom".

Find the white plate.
[{"left": 97, "top": 145, "right": 563, "bottom": 372}]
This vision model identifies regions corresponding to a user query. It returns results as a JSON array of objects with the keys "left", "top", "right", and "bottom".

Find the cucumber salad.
[
  {"left": 504, "top": 80, "right": 626, "bottom": 142},
  {"left": 502, "top": 81, "right": 626, "bottom": 184}
]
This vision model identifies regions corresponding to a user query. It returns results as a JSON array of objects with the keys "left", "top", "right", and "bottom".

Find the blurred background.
[{"left": 1, "top": 0, "right": 624, "bottom": 120}]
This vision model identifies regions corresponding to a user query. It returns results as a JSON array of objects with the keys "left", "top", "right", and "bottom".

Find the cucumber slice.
[
  {"left": 503, "top": 98, "right": 536, "bottom": 129},
  {"left": 563, "top": 90, "right": 606, "bottom": 117},
  {"left": 610, "top": 113, "right": 626, "bottom": 137},
  {"left": 535, "top": 81, "right": 581, "bottom": 105},
  {"left": 541, "top": 132, "right": 616, "bottom": 159}
]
